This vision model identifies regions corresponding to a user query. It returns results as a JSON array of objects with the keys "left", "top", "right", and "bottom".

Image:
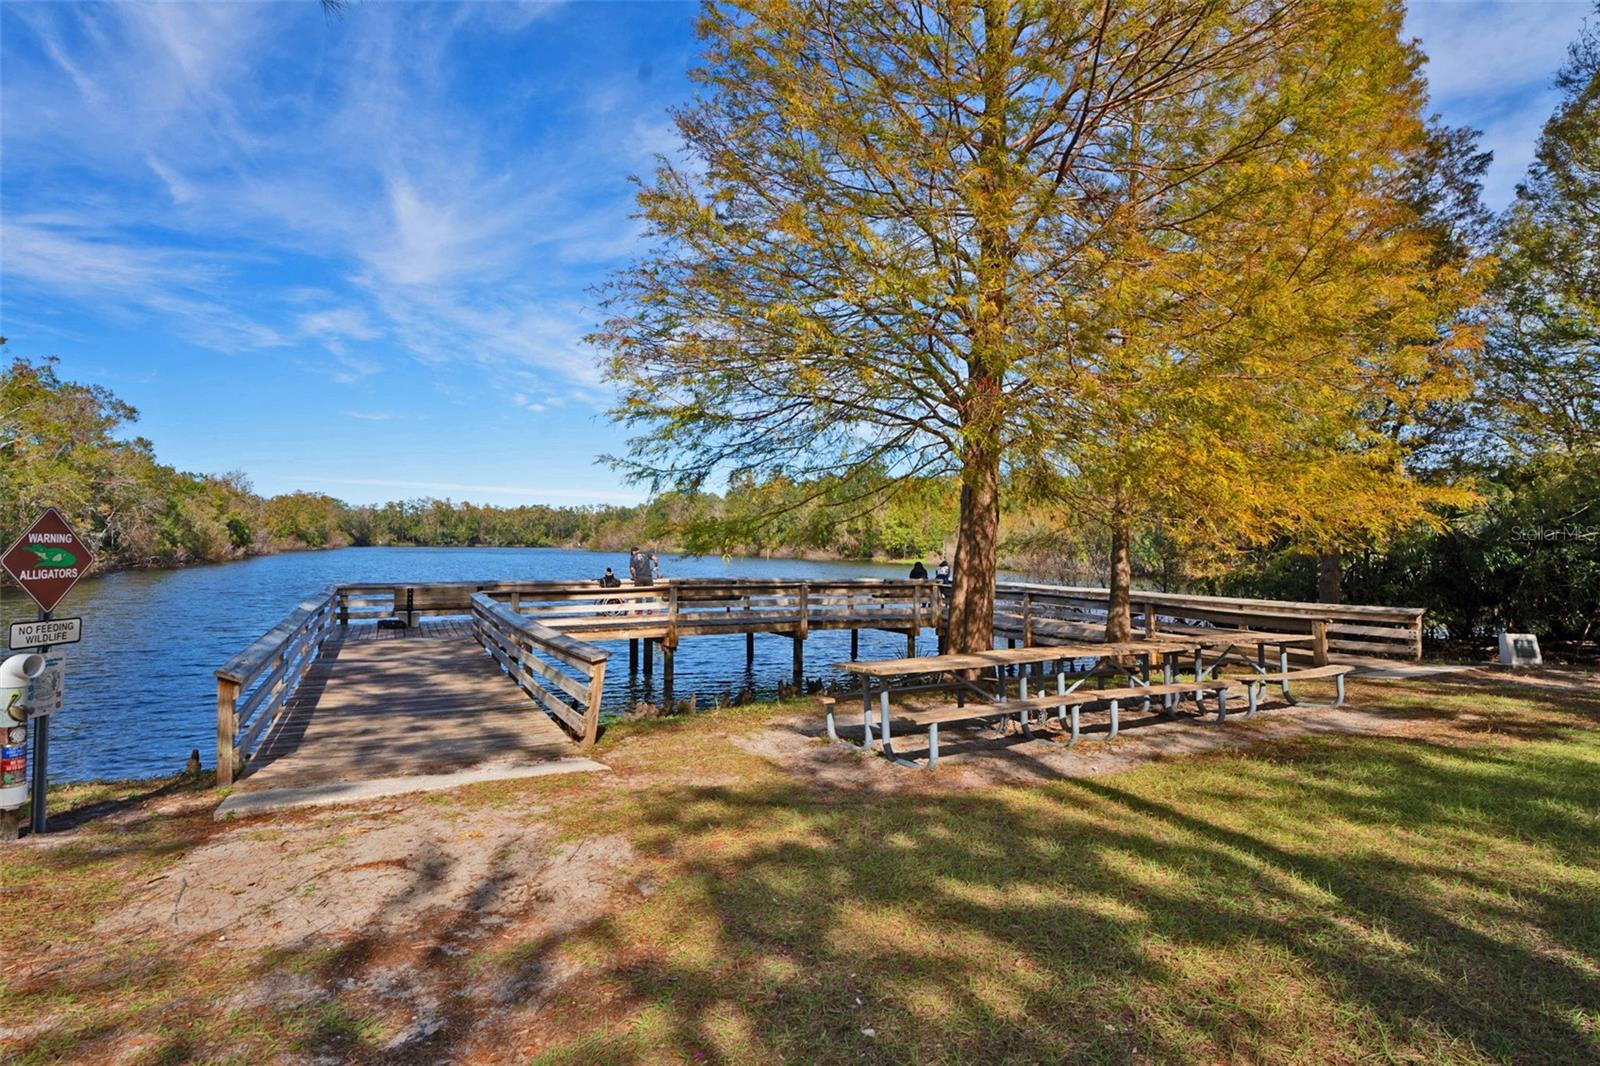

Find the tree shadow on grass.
[
  {"left": 38, "top": 770, "right": 213, "bottom": 834},
  {"left": 12, "top": 712, "right": 1599, "bottom": 1063},
  {"left": 526, "top": 735, "right": 1600, "bottom": 1063},
  {"left": 1354, "top": 670, "right": 1600, "bottom": 740}
]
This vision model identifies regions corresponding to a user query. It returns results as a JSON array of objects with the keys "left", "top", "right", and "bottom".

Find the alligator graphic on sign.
[
  {"left": 2, "top": 508, "right": 96, "bottom": 612},
  {"left": 25, "top": 546, "right": 77, "bottom": 568}
]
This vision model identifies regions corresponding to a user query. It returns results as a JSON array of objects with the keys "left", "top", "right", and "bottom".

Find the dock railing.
[
  {"left": 214, "top": 583, "right": 340, "bottom": 786},
  {"left": 325, "top": 578, "right": 940, "bottom": 640},
  {"left": 991, "top": 583, "right": 1424, "bottom": 660},
  {"left": 471, "top": 591, "right": 609, "bottom": 745}
]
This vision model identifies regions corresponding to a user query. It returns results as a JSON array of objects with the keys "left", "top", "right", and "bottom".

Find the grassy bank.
[{"left": 3, "top": 671, "right": 1597, "bottom": 1063}]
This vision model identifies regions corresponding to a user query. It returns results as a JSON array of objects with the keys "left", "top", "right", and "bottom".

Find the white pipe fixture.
[{"left": 1, "top": 653, "right": 46, "bottom": 724}]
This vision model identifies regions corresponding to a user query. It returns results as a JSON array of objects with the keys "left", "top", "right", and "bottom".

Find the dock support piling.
[
  {"left": 906, "top": 630, "right": 916, "bottom": 657},
  {"left": 663, "top": 643, "right": 674, "bottom": 692},
  {"left": 644, "top": 638, "right": 654, "bottom": 676},
  {"left": 629, "top": 638, "right": 639, "bottom": 674},
  {"left": 746, "top": 631, "right": 755, "bottom": 668},
  {"left": 792, "top": 634, "right": 804, "bottom": 689},
  {"left": 850, "top": 629, "right": 859, "bottom": 661}
]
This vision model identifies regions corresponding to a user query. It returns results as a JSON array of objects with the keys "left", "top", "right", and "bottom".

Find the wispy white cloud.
[
  {"left": 1, "top": 0, "right": 670, "bottom": 396},
  {"left": 1406, "top": 1, "right": 1593, "bottom": 208},
  {"left": 298, "top": 307, "right": 383, "bottom": 344},
  {"left": 324, "top": 352, "right": 385, "bottom": 385},
  {"left": 4, "top": 217, "right": 288, "bottom": 350}
]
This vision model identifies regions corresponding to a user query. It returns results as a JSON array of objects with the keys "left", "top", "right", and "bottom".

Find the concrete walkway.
[
  {"left": 216, "top": 758, "right": 607, "bottom": 819},
  {"left": 1332, "top": 653, "right": 1477, "bottom": 680}
]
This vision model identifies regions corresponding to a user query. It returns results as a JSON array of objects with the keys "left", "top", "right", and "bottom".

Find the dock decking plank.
[{"left": 237, "top": 635, "right": 579, "bottom": 792}]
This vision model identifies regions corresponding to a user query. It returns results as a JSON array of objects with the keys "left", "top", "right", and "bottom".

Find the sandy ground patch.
[
  {"left": 98, "top": 808, "right": 633, "bottom": 950},
  {"left": 731, "top": 674, "right": 1582, "bottom": 792}
]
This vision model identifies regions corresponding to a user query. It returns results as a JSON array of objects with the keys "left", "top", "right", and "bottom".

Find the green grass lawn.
[
  {"left": 527, "top": 692, "right": 1600, "bottom": 1063},
  {"left": 4, "top": 672, "right": 1598, "bottom": 1064}
]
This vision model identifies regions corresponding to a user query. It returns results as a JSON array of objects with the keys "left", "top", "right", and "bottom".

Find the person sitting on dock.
[
  {"left": 599, "top": 567, "right": 622, "bottom": 588},
  {"left": 909, "top": 559, "right": 929, "bottom": 579}
]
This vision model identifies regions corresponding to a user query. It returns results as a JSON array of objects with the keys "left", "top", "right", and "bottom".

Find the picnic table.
[
  {"left": 1008, "top": 621, "right": 1350, "bottom": 713},
  {"left": 833, "top": 640, "right": 1210, "bottom": 768},
  {"left": 828, "top": 632, "right": 1352, "bottom": 768},
  {"left": 1150, "top": 629, "right": 1352, "bottom": 713}
]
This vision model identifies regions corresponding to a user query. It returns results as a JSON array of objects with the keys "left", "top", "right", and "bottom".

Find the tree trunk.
[
  {"left": 944, "top": 2, "right": 1011, "bottom": 657},
  {"left": 946, "top": 429, "right": 1001, "bottom": 653},
  {"left": 1316, "top": 550, "right": 1341, "bottom": 604},
  {"left": 1105, "top": 500, "right": 1133, "bottom": 643}
]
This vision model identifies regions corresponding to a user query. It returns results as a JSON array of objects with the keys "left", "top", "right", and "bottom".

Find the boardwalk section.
[{"left": 239, "top": 632, "right": 579, "bottom": 790}]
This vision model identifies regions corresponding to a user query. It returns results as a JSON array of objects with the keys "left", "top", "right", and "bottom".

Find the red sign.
[{"left": 2, "top": 509, "right": 95, "bottom": 613}]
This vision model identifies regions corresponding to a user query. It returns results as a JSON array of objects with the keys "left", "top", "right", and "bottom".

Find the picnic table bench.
[
  {"left": 832, "top": 640, "right": 1224, "bottom": 768},
  {"left": 827, "top": 632, "right": 1355, "bottom": 768},
  {"left": 1157, "top": 630, "right": 1353, "bottom": 714}
]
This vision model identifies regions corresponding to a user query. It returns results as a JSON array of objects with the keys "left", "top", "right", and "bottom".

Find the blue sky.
[{"left": 1, "top": 1, "right": 1592, "bottom": 507}]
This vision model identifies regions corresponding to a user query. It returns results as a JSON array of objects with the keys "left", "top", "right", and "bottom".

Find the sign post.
[
  {"left": 28, "top": 611, "right": 50, "bottom": 834},
  {"left": 2, "top": 509, "right": 95, "bottom": 835}
]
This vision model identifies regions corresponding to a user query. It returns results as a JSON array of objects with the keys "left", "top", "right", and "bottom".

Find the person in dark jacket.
[
  {"left": 599, "top": 567, "right": 622, "bottom": 588},
  {"left": 629, "top": 547, "right": 653, "bottom": 586},
  {"left": 908, "top": 560, "right": 929, "bottom": 579}
]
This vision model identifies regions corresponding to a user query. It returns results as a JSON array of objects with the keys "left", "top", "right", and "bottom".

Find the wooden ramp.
[{"left": 230, "top": 631, "right": 601, "bottom": 807}]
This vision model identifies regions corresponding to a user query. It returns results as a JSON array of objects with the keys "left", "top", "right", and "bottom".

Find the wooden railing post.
[
  {"left": 583, "top": 658, "right": 605, "bottom": 746},
  {"left": 797, "top": 581, "right": 810, "bottom": 640},
  {"left": 1312, "top": 620, "right": 1329, "bottom": 666},
  {"left": 337, "top": 587, "right": 348, "bottom": 626},
  {"left": 1144, "top": 602, "right": 1157, "bottom": 638},
  {"left": 1022, "top": 591, "right": 1034, "bottom": 646},
  {"left": 216, "top": 678, "right": 239, "bottom": 787}
]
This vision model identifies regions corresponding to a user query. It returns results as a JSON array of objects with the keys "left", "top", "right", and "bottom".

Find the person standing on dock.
[
  {"left": 629, "top": 547, "right": 653, "bottom": 586},
  {"left": 628, "top": 547, "right": 654, "bottom": 616},
  {"left": 934, "top": 559, "right": 951, "bottom": 583},
  {"left": 908, "top": 559, "right": 928, "bottom": 579}
]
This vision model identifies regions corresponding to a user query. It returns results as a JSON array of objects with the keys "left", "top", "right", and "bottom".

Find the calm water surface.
[{"left": 0, "top": 547, "right": 934, "bottom": 782}]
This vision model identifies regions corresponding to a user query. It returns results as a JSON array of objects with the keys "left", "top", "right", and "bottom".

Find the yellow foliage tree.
[
  {"left": 595, "top": 0, "right": 1483, "bottom": 650},
  {"left": 1018, "top": 0, "right": 1486, "bottom": 636}
]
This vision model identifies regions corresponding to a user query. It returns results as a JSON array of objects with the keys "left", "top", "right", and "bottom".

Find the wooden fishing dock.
[
  {"left": 212, "top": 577, "right": 1423, "bottom": 802},
  {"left": 214, "top": 579, "right": 940, "bottom": 792}
]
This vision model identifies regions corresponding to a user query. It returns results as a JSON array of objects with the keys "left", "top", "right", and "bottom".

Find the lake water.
[{"left": 0, "top": 547, "right": 935, "bottom": 783}]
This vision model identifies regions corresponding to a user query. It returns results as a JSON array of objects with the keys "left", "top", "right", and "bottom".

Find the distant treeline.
[
  {"left": 3, "top": 352, "right": 1593, "bottom": 647},
  {"left": 0, "top": 354, "right": 956, "bottom": 572}
]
